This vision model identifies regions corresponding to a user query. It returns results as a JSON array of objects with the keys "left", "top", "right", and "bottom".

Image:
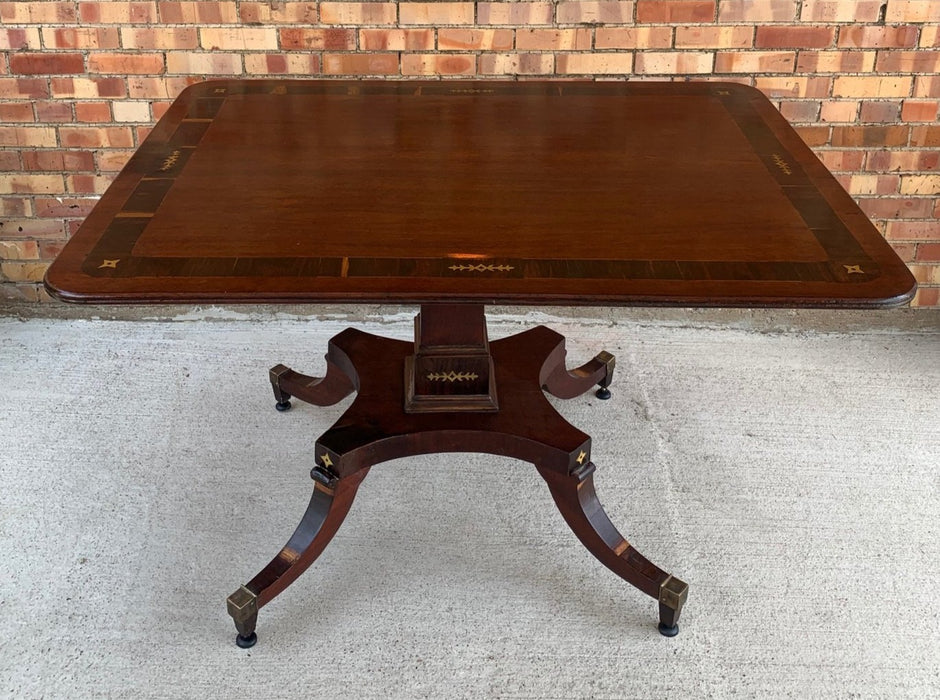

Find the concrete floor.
[{"left": 1, "top": 305, "right": 938, "bottom": 699}]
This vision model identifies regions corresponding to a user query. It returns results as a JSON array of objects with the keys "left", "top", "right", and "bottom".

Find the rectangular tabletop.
[{"left": 45, "top": 80, "right": 916, "bottom": 308}]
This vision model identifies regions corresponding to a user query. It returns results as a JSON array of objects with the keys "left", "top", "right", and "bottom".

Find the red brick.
[
  {"left": 0, "top": 103, "right": 34, "bottom": 122},
  {"left": 152, "top": 102, "right": 173, "bottom": 120},
  {"left": 34, "top": 197, "right": 98, "bottom": 218},
  {"left": 0, "top": 240, "right": 39, "bottom": 260},
  {"left": 912, "top": 287, "right": 940, "bottom": 308},
  {"left": 595, "top": 27, "right": 673, "bottom": 48},
  {"left": 795, "top": 125, "right": 830, "bottom": 146},
  {"left": 0, "top": 78, "right": 49, "bottom": 99},
  {"left": 437, "top": 29, "right": 513, "bottom": 51},
  {"left": 838, "top": 173, "right": 900, "bottom": 195},
  {"left": 157, "top": 1, "right": 239, "bottom": 23},
  {"left": 800, "top": 0, "right": 882, "bottom": 22},
  {"left": 755, "top": 76, "right": 831, "bottom": 98},
  {"left": 401, "top": 53, "right": 475, "bottom": 76},
  {"left": 0, "top": 2, "right": 77, "bottom": 23},
  {"left": 0, "top": 28, "right": 41, "bottom": 50},
  {"left": 910, "top": 126, "right": 940, "bottom": 147},
  {"left": 74, "top": 101, "right": 113, "bottom": 122},
  {"left": 0, "top": 175, "right": 64, "bottom": 195},
  {"left": 319, "top": 3, "right": 397, "bottom": 24},
  {"left": 0, "top": 197, "right": 31, "bottom": 216},
  {"left": 857, "top": 197, "right": 935, "bottom": 220},
  {"left": 516, "top": 28, "right": 591, "bottom": 50},
  {"left": 833, "top": 75, "right": 913, "bottom": 98},
  {"left": 479, "top": 2, "right": 554, "bottom": 24},
  {"left": 637, "top": 1, "right": 715, "bottom": 23},
  {"left": 0, "top": 126, "right": 57, "bottom": 147},
  {"left": 35, "top": 101, "right": 74, "bottom": 122},
  {"left": 859, "top": 101, "right": 901, "bottom": 123},
  {"left": 400, "top": 2, "right": 474, "bottom": 25},
  {"left": 816, "top": 150, "right": 865, "bottom": 171},
  {"left": 830, "top": 125, "right": 910, "bottom": 147},
  {"left": 243, "top": 54, "right": 322, "bottom": 75},
  {"left": 901, "top": 100, "right": 939, "bottom": 122},
  {"left": 557, "top": 53, "right": 634, "bottom": 74},
  {"left": 51, "top": 77, "right": 127, "bottom": 99},
  {"left": 66, "top": 174, "right": 114, "bottom": 195},
  {"left": 675, "top": 26, "right": 752, "bottom": 48},
  {"left": 866, "top": 150, "right": 939, "bottom": 172},
  {"left": 0, "top": 152, "right": 21, "bottom": 170},
  {"left": 916, "top": 243, "right": 940, "bottom": 261},
  {"left": 756, "top": 26, "right": 835, "bottom": 48},
  {"left": 280, "top": 28, "right": 357, "bottom": 50},
  {"left": 122, "top": 27, "right": 199, "bottom": 50},
  {"left": 778, "top": 100, "right": 820, "bottom": 123},
  {"left": 78, "top": 2, "right": 158, "bottom": 23},
  {"left": 876, "top": 51, "right": 940, "bottom": 73},
  {"left": 10, "top": 53, "right": 85, "bottom": 75},
  {"left": 555, "top": 2, "right": 634, "bottom": 24},
  {"left": 22, "top": 150, "right": 96, "bottom": 172},
  {"left": 59, "top": 127, "right": 135, "bottom": 148},
  {"left": 360, "top": 29, "right": 435, "bottom": 50},
  {"left": 838, "top": 25, "right": 918, "bottom": 48},
  {"left": 239, "top": 2, "right": 318, "bottom": 23},
  {"left": 914, "top": 76, "right": 940, "bottom": 99},
  {"left": 715, "top": 51, "right": 794, "bottom": 73},
  {"left": 717, "top": 0, "right": 797, "bottom": 22},
  {"left": 322, "top": 53, "right": 399, "bottom": 75},
  {"left": 820, "top": 101, "right": 858, "bottom": 122},
  {"left": 796, "top": 50, "right": 875, "bottom": 73},
  {"left": 478, "top": 53, "right": 554, "bottom": 74},
  {"left": 87, "top": 53, "right": 165, "bottom": 75},
  {"left": 96, "top": 150, "right": 135, "bottom": 172},
  {"left": 886, "top": 221, "right": 939, "bottom": 239},
  {"left": 884, "top": 1, "right": 940, "bottom": 23},
  {"left": 635, "top": 52, "right": 713, "bottom": 74},
  {"left": 45, "top": 27, "right": 121, "bottom": 50}
]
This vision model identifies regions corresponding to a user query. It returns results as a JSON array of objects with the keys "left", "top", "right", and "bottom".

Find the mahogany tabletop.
[{"left": 45, "top": 79, "right": 916, "bottom": 308}]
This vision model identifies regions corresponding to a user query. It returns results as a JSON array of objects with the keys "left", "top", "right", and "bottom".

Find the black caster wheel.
[
  {"left": 236, "top": 632, "right": 257, "bottom": 648},
  {"left": 658, "top": 622, "right": 679, "bottom": 637},
  {"left": 595, "top": 386, "right": 612, "bottom": 400},
  {"left": 275, "top": 400, "right": 292, "bottom": 412}
]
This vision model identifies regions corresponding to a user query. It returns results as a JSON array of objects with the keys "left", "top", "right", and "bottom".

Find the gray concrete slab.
[{"left": 1, "top": 306, "right": 938, "bottom": 698}]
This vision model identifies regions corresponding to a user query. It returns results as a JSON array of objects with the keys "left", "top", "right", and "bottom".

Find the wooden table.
[{"left": 45, "top": 80, "right": 916, "bottom": 648}]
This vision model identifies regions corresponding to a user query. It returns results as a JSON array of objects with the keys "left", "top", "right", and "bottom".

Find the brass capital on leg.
[
  {"left": 227, "top": 585, "right": 259, "bottom": 648},
  {"left": 657, "top": 575, "right": 689, "bottom": 637}
]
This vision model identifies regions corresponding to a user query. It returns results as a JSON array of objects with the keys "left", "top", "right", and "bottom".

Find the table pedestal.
[{"left": 227, "top": 305, "right": 688, "bottom": 647}]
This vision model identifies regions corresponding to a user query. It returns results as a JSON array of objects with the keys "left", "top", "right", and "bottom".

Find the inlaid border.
[{"left": 83, "top": 82, "right": 880, "bottom": 286}]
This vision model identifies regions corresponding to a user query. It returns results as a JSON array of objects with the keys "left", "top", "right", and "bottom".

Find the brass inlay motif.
[
  {"left": 320, "top": 453, "right": 333, "bottom": 468},
  {"left": 448, "top": 263, "right": 514, "bottom": 272},
  {"left": 576, "top": 450, "right": 587, "bottom": 465},
  {"left": 771, "top": 153, "right": 792, "bottom": 176},
  {"left": 450, "top": 88, "right": 495, "bottom": 94},
  {"left": 160, "top": 150, "right": 181, "bottom": 172},
  {"left": 271, "top": 85, "right": 287, "bottom": 95},
  {"left": 213, "top": 87, "right": 227, "bottom": 94},
  {"left": 715, "top": 89, "right": 731, "bottom": 95},
  {"left": 426, "top": 371, "right": 479, "bottom": 382},
  {"left": 844, "top": 264, "right": 864, "bottom": 274},
  {"left": 98, "top": 259, "right": 120, "bottom": 269}
]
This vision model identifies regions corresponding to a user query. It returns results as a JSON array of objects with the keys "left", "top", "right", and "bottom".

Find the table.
[{"left": 45, "top": 80, "right": 916, "bottom": 648}]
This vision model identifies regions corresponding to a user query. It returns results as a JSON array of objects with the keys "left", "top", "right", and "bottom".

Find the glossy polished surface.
[{"left": 45, "top": 80, "right": 915, "bottom": 307}]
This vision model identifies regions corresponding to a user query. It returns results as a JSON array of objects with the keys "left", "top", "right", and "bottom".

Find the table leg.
[
  {"left": 226, "top": 466, "right": 370, "bottom": 648},
  {"left": 535, "top": 461, "right": 689, "bottom": 636}
]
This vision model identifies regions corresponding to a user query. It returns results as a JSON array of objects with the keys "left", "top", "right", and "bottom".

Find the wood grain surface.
[{"left": 44, "top": 80, "right": 916, "bottom": 307}]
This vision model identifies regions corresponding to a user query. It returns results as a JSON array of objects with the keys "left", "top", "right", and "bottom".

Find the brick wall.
[{"left": 1, "top": 1, "right": 937, "bottom": 306}]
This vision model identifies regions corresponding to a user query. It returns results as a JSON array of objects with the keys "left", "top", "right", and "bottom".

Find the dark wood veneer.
[{"left": 45, "top": 79, "right": 915, "bottom": 308}]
